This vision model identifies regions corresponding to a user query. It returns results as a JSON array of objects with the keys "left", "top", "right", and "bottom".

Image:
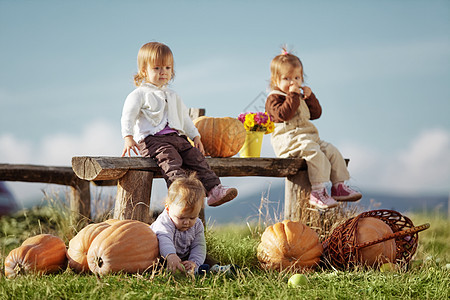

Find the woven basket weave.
[{"left": 322, "top": 209, "right": 430, "bottom": 270}]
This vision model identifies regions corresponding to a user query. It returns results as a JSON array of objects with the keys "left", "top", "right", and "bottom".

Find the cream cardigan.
[{"left": 121, "top": 83, "right": 200, "bottom": 142}]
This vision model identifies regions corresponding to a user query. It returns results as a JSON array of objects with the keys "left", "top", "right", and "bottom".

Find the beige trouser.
[{"left": 295, "top": 139, "right": 350, "bottom": 185}]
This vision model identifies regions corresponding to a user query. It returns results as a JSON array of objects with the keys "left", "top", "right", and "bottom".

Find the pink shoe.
[
  {"left": 207, "top": 184, "right": 238, "bottom": 207},
  {"left": 331, "top": 183, "right": 362, "bottom": 202},
  {"left": 309, "top": 189, "right": 338, "bottom": 209}
]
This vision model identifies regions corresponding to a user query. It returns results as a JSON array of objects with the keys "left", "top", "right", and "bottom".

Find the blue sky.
[{"left": 1, "top": 0, "right": 449, "bottom": 207}]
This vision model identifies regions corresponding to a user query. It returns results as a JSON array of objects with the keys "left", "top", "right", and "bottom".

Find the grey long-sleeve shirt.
[{"left": 150, "top": 209, "right": 206, "bottom": 268}]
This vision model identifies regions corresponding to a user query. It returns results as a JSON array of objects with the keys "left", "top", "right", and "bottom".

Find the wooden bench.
[
  {"left": 71, "top": 107, "right": 349, "bottom": 224},
  {"left": 1, "top": 108, "right": 349, "bottom": 225},
  {"left": 71, "top": 156, "right": 310, "bottom": 223},
  {"left": 0, "top": 158, "right": 324, "bottom": 225}
]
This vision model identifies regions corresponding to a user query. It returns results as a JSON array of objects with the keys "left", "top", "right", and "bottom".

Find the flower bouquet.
[
  {"left": 237, "top": 112, "right": 274, "bottom": 134},
  {"left": 237, "top": 112, "right": 274, "bottom": 157}
]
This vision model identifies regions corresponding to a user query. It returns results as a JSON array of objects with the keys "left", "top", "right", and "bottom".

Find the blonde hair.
[
  {"left": 165, "top": 174, "right": 205, "bottom": 213},
  {"left": 269, "top": 48, "right": 304, "bottom": 90},
  {"left": 133, "top": 42, "right": 175, "bottom": 86}
]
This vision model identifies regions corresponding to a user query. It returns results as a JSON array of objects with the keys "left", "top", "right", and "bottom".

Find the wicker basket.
[{"left": 322, "top": 209, "right": 430, "bottom": 270}]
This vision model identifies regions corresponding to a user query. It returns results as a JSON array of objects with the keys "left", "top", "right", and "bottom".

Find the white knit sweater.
[{"left": 121, "top": 83, "right": 200, "bottom": 142}]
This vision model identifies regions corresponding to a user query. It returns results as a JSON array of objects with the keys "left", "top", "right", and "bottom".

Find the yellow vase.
[{"left": 239, "top": 131, "right": 264, "bottom": 158}]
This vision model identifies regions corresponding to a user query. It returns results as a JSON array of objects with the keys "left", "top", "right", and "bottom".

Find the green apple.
[
  {"left": 379, "top": 262, "right": 396, "bottom": 272},
  {"left": 288, "top": 274, "right": 308, "bottom": 287}
]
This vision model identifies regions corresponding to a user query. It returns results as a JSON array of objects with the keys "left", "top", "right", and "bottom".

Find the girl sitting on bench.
[{"left": 121, "top": 42, "right": 237, "bottom": 207}]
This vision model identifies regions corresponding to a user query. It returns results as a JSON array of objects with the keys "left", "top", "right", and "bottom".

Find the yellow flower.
[
  {"left": 244, "top": 113, "right": 255, "bottom": 130},
  {"left": 266, "top": 122, "right": 275, "bottom": 134}
]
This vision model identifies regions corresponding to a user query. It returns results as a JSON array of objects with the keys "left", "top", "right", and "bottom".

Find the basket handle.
[{"left": 355, "top": 223, "right": 430, "bottom": 250}]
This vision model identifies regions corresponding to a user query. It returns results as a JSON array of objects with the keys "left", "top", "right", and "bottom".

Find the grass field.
[{"left": 0, "top": 197, "right": 449, "bottom": 300}]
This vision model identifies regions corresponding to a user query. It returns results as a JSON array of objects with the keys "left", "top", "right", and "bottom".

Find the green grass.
[
  {"left": 1, "top": 199, "right": 449, "bottom": 300},
  {"left": 1, "top": 266, "right": 448, "bottom": 300}
]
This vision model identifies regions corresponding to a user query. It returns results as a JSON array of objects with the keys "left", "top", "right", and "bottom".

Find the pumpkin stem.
[
  {"left": 96, "top": 257, "right": 103, "bottom": 268},
  {"left": 13, "top": 263, "right": 24, "bottom": 276}
]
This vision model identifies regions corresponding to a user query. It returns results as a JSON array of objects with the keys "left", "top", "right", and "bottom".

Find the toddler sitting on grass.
[{"left": 150, "top": 174, "right": 237, "bottom": 276}]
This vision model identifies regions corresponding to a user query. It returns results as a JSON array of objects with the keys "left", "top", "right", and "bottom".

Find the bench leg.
[
  {"left": 284, "top": 170, "right": 311, "bottom": 221},
  {"left": 69, "top": 180, "right": 91, "bottom": 225},
  {"left": 114, "top": 170, "right": 153, "bottom": 224}
]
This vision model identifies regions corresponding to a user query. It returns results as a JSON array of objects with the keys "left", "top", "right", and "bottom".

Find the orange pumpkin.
[
  {"left": 356, "top": 217, "right": 397, "bottom": 267},
  {"left": 4, "top": 234, "right": 67, "bottom": 278},
  {"left": 193, "top": 116, "right": 246, "bottom": 157},
  {"left": 257, "top": 220, "right": 323, "bottom": 271},
  {"left": 87, "top": 219, "right": 159, "bottom": 275},
  {"left": 103, "top": 219, "right": 123, "bottom": 225},
  {"left": 67, "top": 222, "right": 111, "bottom": 273}
]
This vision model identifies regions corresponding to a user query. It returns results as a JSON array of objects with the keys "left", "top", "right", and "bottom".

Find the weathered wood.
[
  {"left": 0, "top": 163, "right": 91, "bottom": 221},
  {"left": 71, "top": 157, "right": 129, "bottom": 181},
  {"left": 70, "top": 180, "right": 91, "bottom": 224},
  {"left": 0, "top": 164, "right": 78, "bottom": 185},
  {"left": 113, "top": 170, "right": 153, "bottom": 224},
  {"left": 284, "top": 170, "right": 311, "bottom": 221},
  {"left": 71, "top": 156, "right": 307, "bottom": 181}
]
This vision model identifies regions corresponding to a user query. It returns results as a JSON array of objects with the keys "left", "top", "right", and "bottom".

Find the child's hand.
[
  {"left": 122, "top": 136, "right": 139, "bottom": 157},
  {"left": 301, "top": 86, "right": 312, "bottom": 98},
  {"left": 181, "top": 260, "right": 196, "bottom": 273},
  {"left": 193, "top": 136, "right": 205, "bottom": 155},
  {"left": 166, "top": 253, "right": 184, "bottom": 273}
]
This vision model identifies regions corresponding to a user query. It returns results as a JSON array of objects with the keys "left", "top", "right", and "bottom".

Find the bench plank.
[
  {"left": 0, "top": 164, "right": 78, "bottom": 185},
  {"left": 72, "top": 156, "right": 307, "bottom": 181},
  {"left": 0, "top": 163, "right": 91, "bottom": 223}
]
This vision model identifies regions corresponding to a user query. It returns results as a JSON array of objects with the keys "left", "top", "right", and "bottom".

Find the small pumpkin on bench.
[{"left": 193, "top": 116, "right": 246, "bottom": 158}]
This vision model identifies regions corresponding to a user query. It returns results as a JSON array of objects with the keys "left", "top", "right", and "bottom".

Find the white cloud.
[
  {"left": 341, "top": 128, "right": 450, "bottom": 195},
  {"left": 39, "top": 120, "right": 122, "bottom": 165},
  {"left": 382, "top": 128, "right": 450, "bottom": 193},
  {"left": 0, "top": 119, "right": 122, "bottom": 205},
  {"left": 0, "top": 134, "right": 33, "bottom": 164}
]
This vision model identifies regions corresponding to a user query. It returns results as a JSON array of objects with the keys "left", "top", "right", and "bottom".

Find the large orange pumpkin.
[
  {"left": 257, "top": 220, "right": 323, "bottom": 271},
  {"left": 4, "top": 234, "right": 67, "bottom": 278},
  {"left": 356, "top": 217, "right": 397, "bottom": 267},
  {"left": 103, "top": 219, "right": 124, "bottom": 225},
  {"left": 87, "top": 219, "right": 159, "bottom": 275},
  {"left": 67, "top": 222, "right": 111, "bottom": 273},
  {"left": 193, "top": 116, "right": 246, "bottom": 157}
]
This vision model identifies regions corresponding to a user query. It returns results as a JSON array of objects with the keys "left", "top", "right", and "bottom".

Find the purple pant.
[{"left": 138, "top": 133, "right": 220, "bottom": 192}]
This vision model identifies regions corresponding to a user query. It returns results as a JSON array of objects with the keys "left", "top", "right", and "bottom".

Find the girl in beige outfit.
[{"left": 265, "top": 49, "right": 361, "bottom": 209}]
